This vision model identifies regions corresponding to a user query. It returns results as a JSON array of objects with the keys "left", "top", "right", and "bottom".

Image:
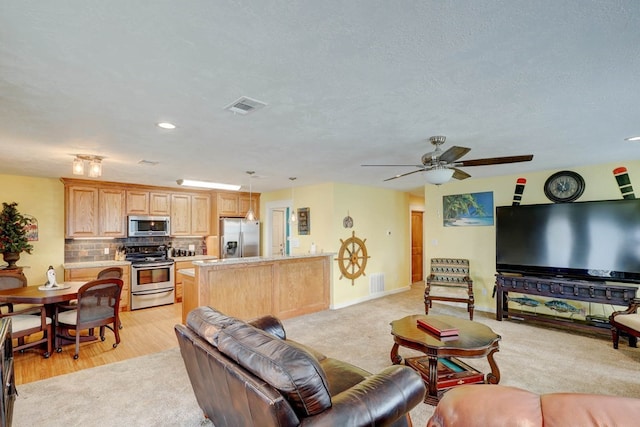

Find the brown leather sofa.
[
  {"left": 175, "top": 306, "right": 426, "bottom": 427},
  {"left": 427, "top": 384, "right": 640, "bottom": 427}
]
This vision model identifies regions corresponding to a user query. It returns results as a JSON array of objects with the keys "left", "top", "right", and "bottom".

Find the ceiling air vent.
[{"left": 224, "top": 96, "right": 267, "bottom": 115}]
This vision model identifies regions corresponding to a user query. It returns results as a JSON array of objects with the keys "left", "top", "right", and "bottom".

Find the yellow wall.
[
  {"left": 261, "top": 182, "right": 412, "bottom": 308},
  {"left": 424, "top": 160, "right": 640, "bottom": 313},
  {"left": 0, "top": 174, "right": 65, "bottom": 284}
]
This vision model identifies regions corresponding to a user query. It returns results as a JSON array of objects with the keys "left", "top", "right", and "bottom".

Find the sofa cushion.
[
  {"left": 218, "top": 322, "right": 332, "bottom": 417},
  {"left": 186, "top": 306, "right": 243, "bottom": 347}
]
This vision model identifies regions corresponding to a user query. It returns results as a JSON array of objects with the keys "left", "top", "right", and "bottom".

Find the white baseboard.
[{"left": 330, "top": 285, "right": 412, "bottom": 310}]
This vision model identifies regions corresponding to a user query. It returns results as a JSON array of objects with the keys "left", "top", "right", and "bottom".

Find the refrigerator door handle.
[{"left": 239, "top": 231, "right": 244, "bottom": 257}]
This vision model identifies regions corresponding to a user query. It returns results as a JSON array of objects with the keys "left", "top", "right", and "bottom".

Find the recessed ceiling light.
[
  {"left": 176, "top": 179, "right": 241, "bottom": 191},
  {"left": 624, "top": 136, "right": 640, "bottom": 141},
  {"left": 157, "top": 122, "right": 176, "bottom": 129}
]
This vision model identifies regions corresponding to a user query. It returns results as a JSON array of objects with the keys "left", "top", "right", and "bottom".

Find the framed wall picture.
[
  {"left": 297, "top": 207, "right": 310, "bottom": 235},
  {"left": 443, "top": 191, "right": 494, "bottom": 227}
]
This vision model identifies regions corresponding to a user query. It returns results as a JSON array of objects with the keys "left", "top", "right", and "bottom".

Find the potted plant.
[{"left": 0, "top": 202, "right": 34, "bottom": 269}]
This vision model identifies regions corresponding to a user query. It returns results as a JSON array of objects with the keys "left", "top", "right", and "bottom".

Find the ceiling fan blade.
[
  {"left": 452, "top": 168, "right": 471, "bottom": 180},
  {"left": 361, "top": 164, "right": 423, "bottom": 167},
  {"left": 458, "top": 154, "right": 534, "bottom": 167},
  {"left": 439, "top": 146, "right": 471, "bottom": 164},
  {"left": 383, "top": 168, "right": 426, "bottom": 181}
]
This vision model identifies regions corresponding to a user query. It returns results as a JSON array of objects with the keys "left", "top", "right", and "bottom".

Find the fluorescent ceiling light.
[
  {"left": 176, "top": 179, "right": 241, "bottom": 191},
  {"left": 157, "top": 122, "right": 176, "bottom": 129},
  {"left": 624, "top": 136, "right": 640, "bottom": 141}
]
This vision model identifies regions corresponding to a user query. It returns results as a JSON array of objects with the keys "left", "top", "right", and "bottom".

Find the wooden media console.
[{"left": 495, "top": 273, "right": 638, "bottom": 334}]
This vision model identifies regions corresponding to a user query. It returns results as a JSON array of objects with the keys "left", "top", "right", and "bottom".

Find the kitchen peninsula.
[{"left": 179, "top": 253, "right": 332, "bottom": 323}]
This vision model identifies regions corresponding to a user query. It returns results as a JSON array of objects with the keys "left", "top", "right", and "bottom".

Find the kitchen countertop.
[
  {"left": 177, "top": 268, "right": 195, "bottom": 277},
  {"left": 171, "top": 255, "right": 217, "bottom": 263},
  {"left": 63, "top": 260, "right": 131, "bottom": 269},
  {"left": 193, "top": 253, "right": 335, "bottom": 266}
]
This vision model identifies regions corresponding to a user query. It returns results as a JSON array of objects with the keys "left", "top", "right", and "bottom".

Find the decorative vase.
[{"left": 2, "top": 252, "right": 20, "bottom": 269}]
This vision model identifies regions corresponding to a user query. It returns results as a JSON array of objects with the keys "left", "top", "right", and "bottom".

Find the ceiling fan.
[{"left": 362, "top": 136, "right": 534, "bottom": 184}]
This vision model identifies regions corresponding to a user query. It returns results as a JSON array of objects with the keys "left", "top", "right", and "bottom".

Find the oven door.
[{"left": 130, "top": 261, "right": 175, "bottom": 310}]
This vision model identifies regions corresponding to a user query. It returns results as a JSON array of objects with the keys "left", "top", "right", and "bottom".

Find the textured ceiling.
[{"left": 1, "top": 1, "right": 639, "bottom": 194}]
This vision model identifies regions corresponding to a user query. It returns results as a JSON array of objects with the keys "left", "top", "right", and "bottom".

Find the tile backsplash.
[{"left": 65, "top": 237, "right": 207, "bottom": 263}]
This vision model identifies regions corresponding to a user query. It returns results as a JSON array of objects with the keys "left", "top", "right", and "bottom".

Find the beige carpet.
[{"left": 13, "top": 284, "right": 640, "bottom": 426}]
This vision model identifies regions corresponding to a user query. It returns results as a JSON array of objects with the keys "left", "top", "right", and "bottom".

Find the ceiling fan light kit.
[
  {"left": 362, "top": 135, "right": 534, "bottom": 185},
  {"left": 424, "top": 167, "right": 454, "bottom": 185}
]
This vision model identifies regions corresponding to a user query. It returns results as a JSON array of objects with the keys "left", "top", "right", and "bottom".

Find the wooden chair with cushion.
[
  {"left": 0, "top": 269, "right": 29, "bottom": 313},
  {"left": 0, "top": 304, "right": 53, "bottom": 358},
  {"left": 424, "top": 258, "right": 475, "bottom": 320},
  {"left": 97, "top": 266, "right": 123, "bottom": 329},
  {"left": 54, "top": 278, "right": 123, "bottom": 359},
  {"left": 97, "top": 267, "right": 123, "bottom": 280},
  {"left": 610, "top": 298, "right": 640, "bottom": 349}
]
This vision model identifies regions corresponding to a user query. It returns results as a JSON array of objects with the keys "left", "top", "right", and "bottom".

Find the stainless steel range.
[{"left": 125, "top": 244, "right": 175, "bottom": 310}]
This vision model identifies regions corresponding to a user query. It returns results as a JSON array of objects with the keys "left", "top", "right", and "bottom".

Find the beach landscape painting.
[{"left": 443, "top": 191, "right": 494, "bottom": 227}]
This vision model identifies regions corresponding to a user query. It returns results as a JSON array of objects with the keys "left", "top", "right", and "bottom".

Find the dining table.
[
  {"left": 0, "top": 281, "right": 96, "bottom": 352},
  {"left": 0, "top": 282, "right": 85, "bottom": 313}
]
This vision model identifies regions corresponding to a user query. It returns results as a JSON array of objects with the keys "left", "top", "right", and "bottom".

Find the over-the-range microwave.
[{"left": 128, "top": 216, "right": 171, "bottom": 237}]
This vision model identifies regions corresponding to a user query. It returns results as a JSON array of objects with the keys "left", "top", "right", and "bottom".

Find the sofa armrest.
[
  {"left": 248, "top": 315, "right": 286, "bottom": 340},
  {"left": 301, "top": 365, "right": 425, "bottom": 427}
]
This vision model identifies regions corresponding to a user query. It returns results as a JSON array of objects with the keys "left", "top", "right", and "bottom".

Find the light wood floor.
[{"left": 12, "top": 303, "right": 183, "bottom": 385}]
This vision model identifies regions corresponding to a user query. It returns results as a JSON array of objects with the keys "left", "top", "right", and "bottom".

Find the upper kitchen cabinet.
[
  {"left": 65, "top": 184, "right": 99, "bottom": 238},
  {"left": 216, "top": 192, "right": 259, "bottom": 218},
  {"left": 64, "top": 181, "right": 126, "bottom": 238},
  {"left": 126, "top": 190, "right": 171, "bottom": 216},
  {"left": 171, "top": 193, "right": 210, "bottom": 236},
  {"left": 99, "top": 188, "right": 126, "bottom": 237}
]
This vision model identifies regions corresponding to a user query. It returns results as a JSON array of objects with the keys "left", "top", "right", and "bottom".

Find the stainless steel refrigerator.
[{"left": 219, "top": 218, "right": 260, "bottom": 258}]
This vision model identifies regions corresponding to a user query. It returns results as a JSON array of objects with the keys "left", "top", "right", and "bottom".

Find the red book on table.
[{"left": 417, "top": 318, "right": 459, "bottom": 337}]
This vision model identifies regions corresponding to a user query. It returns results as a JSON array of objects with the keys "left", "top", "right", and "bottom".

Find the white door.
[{"left": 271, "top": 209, "right": 285, "bottom": 255}]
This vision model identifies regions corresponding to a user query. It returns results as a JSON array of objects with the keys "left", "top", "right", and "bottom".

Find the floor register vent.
[
  {"left": 369, "top": 273, "right": 385, "bottom": 294},
  {"left": 224, "top": 96, "right": 267, "bottom": 115}
]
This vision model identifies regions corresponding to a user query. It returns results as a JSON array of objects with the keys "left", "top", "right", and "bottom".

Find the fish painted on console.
[
  {"left": 544, "top": 300, "right": 586, "bottom": 317},
  {"left": 507, "top": 296, "right": 540, "bottom": 307}
]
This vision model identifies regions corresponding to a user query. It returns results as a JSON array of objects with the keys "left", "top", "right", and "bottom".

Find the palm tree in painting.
[{"left": 443, "top": 193, "right": 487, "bottom": 226}]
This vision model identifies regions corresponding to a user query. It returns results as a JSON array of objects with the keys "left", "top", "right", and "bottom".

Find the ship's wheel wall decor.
[{"left": 335, "top": 231, "right": 370, "bottom": 286}]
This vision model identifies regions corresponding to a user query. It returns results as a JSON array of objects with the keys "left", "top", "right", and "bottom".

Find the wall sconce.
[
  {"left": 289, "top": 177, "right": 297, "bottom": 223},
  {"left": 73, "top": 155, "right": 103, "bottom": 178}
]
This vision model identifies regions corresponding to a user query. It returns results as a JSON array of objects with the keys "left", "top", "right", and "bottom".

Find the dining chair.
[
  {"left": 0, "top": 304, "right": 53, "bottom": 358},
  {"left": 54, "top": 278, "right": 123, "bottom": 359},
  {"left": 97, "top": 267, "right": 124, "bottom": 330},
  {"left": 0, "top": 269, "right": 29, "bottom": 313}
]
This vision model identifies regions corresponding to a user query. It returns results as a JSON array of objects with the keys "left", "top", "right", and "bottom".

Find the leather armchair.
[
  {"left": 427, "top": 384, "right": 640, "bottom": 427},
  {"left": 175, "top": 307, "right": 426, "bottom": 427}
]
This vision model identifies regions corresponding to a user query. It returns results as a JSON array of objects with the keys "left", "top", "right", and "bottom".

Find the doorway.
[
  {"left": 271, "top": 208, "right": 286, "bottom": 256},
  {"left": 411, "top": 210, "right": 424, "bottom": 283}
]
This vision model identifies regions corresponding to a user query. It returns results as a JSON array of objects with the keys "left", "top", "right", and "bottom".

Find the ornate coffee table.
[{"left": 390, "top": 314, "right": 501, "bottom": 405}]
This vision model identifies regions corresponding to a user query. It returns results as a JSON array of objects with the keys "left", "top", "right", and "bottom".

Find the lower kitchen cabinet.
[{"left": 63, "top": 265, "right": 131, "bottom": 311}]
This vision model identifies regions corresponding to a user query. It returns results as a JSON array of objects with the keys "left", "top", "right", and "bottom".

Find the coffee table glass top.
[{"left": 391, "top": 314, "right": 500, "bottom": 350}]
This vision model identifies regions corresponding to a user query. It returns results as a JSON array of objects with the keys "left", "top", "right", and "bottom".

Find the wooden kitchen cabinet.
[
  {"left": 64, "top": 265, "right": 131, "bottom": 311},
  {"left": 174, "top": 260, "right": 193, "bottom": 303},
  {"left": 126, "top": 190, "right": 171, "bottom": 216},
  {"left": 65, "top": 185, "right": 99, "bottom": 238},
  {"left": 99, "top": 188, "right": 126, "bottom": 237},
  {"left": 216, "top": 192, "right": 259, "bottom": 218},
  {"left": 171, "top": 194, "right": 191, "bottom": 235},
  {"left": 191, "top": 195, "right": 211, "bottom": 235},
  {"left": 65, "top": 184, "right": 126, "bottom": 238},
  {"left": 171, "top": 193, "right": 210, "bottom": 236}
]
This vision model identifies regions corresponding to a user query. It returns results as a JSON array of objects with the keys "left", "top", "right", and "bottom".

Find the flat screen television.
[{"left": 495, "top": 199, "right": 640, "bottom": 283}]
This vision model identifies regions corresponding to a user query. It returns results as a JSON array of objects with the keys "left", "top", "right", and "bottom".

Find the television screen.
[{"left": 496, "top": 199, "right": 640, "bottom": 283}]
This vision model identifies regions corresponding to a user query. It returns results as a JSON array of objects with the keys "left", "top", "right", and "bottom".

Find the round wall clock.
[{"left": 544, "top": 170, "right": 585, "bottom": 203}]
